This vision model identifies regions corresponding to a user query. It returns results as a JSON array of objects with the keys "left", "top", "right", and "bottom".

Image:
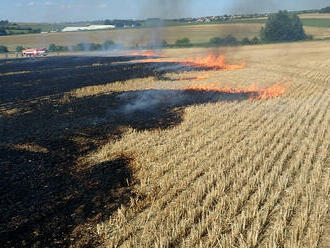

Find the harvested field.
[
  {"left": 299, "top": 13, "right": 330, "bottom": 19},
  {"left": 2, "top": 15, "right": 330, "bottom": 53},
  {"left": 0, "top": 41, "right": 330, "bottom": 247},
  {"left": 0, "top": 23, "right": 263, "bottom": 51}
]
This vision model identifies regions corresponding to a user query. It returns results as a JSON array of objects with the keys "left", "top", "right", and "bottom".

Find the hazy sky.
[{"left": 1, "top": 0, "right": 330, "bottom": 23}]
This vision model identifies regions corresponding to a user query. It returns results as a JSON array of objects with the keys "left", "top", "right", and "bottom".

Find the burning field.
[{"left": 0, "top": 41, "right": 330, "bottom": 247}]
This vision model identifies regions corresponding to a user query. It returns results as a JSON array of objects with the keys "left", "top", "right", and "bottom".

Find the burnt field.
[
  {"left": 1, "top": 42, "right": 329, "bottom": 248},
  {"left": 0, "top": 55, "right": 253, "bottom": 247}
]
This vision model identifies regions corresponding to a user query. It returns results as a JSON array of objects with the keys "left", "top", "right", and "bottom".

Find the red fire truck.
[{"left": 22, "top": 48, "right": 49, "bottom": 57}]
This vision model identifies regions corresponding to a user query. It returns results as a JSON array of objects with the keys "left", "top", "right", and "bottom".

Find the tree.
[
  {"left": 0, "top": 20, "right": 9, "bottom": 26},
  {"left": 241, "top": 37, "right": 251, "bottom": 45},
  {"left": 48, "top": 43, "right": 57, "bottom": 52},
  {"left": 161, "top": 40, "right": 168, "bottom": 47},
  {"left": 291, "top": 15, "right": 307, "bottom": 41},
  {"left": 175, "top": 38, "right": 192, "bottom": 47},
  {"left": 320, "top": 7, "right": 330, "bottom": 13},
  {"left": 209, "top": 35, "right": 238, "bottom": 46},
  {"left": 16, "top": 46, "right": 24, "bottom": 52},
  {"left": 0, "top": 27, "right": 6, "bottom": 36},
  {"left": 104, "top": 19, "right": 112, "bottom": 25},
  {"left": 48, "top": 43, "right": 68, "bottom": 53},
  {"left": 209, "top": 37, "right": 224, "bottom": 45},
  {"left": 250, "top": 36, "right": 261, "bottom": 45},
  {"left": 103, "top": 40, "right": 115, "bottom": 49},
  {"left": 0, "top": 45, "right": 8, "bottom": 53},
  {"left": 223, "top": 35, "right": 238, "bottom": 45},
  {"left": 261, "top": 11, "right": 307, "bottom": 42}
]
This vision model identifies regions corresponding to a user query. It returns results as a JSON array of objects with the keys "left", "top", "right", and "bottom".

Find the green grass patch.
[{"left": 301, "top": 19, "right": 330, "bottom": 27}]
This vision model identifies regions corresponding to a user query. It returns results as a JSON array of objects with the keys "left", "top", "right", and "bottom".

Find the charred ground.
[{"left": 0, "top": 56, "right": 252, "bottom": 247}]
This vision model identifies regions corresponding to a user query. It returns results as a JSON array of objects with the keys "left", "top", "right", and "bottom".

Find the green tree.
[
  {"left": 291, "top": 15, "right": 307, "bottom": 40},
  {"left": 0, "top": 20, "right": 9, "bottom": 26},
  {"left": 209, "top": 37, "right": 224, "bottom": 45},
  {"left": 241, "top": 37, "right": 251, "bottom": 45},
  {"left": 320, "top": 7, "right": 330, "bottom": 13},
  {"left": 223, "top": 35, "right": 238, "bottom": 45},
  {"left": 250, "top": 36, "right": 261, "bottom": 45},
  {"left": 103, "top": 40, "right": 115, "bottom": 49},
  {"left": 48, "top": 43, "right": 57, "bottom": 52},
  {"left": 210, "top": 35, "right": 238, "bottom": 46},
  {"left": 0, "top": 27, "right": 6, "bottom": 36},
  {"left": 175, "top": 38, "right": 192, "bottom": 47},
  {"left": 16, "top": 46, "right": 24, "bottom": 52},
  {"left": 261, "top": 11, "right": 306, "bottom": 42},
  {"left": 0, "top": 45, "right": 8, "bottom": 53},
  {"left": 161, "top": 40, "right": 168, "bottom": 48}
]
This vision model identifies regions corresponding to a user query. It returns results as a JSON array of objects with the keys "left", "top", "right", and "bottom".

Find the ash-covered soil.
[{"left": 0, "top": 56, "right": 251, "bottom": 247}]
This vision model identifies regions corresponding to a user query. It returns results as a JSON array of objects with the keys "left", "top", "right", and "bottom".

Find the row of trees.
[
  {"left": 172, "top": 36, "right": 262, "bottom": 48},
  {"left": 122, "top": 11, "right": 310, "bottom": 49},
  {"left": 48, "top": 40, "right": 117, "bottom": 52},
  {"left": 320, "top": 7, "right": 330, "bottom": 13},
  {"left": 0, "top": 40, "right": 116, "bottom": 54},
  {"left": 0, "top": 45, "right": 8, "bottom": 53},
  {"left": 0, "top": 11, "right": 313, "bottom": 54},
  {"left": 104, "top": 19, "right": 142, "bottom": 28},
  {"left": 0, "top": 20, "right": 41, "bottom": 36},
  {"left": 169, "top": 10, "right": 309, "bottom": 48}
]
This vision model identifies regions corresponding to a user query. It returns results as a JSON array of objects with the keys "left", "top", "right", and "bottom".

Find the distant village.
[
  {"left": 59, "top": 14, "right": 269, "bottom": 33},
  {"left": 175, "top": 13, "right": 268, "bottom": 24}
]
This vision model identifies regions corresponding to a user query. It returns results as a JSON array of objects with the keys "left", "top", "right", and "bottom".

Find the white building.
[{"left": 62, "top": 25, "right": 115, "bottom": 32}]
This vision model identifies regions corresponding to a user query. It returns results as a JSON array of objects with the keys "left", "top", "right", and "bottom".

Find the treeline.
[
  {"left": 0, "top": 45, "right": 8, "bottom": 53},
  {"left": 163, "top": 36, "right": 263, "bottom": 48},
  {"left": 320, "top": 7, "right": 330, "bottom": 13},
  {"left": 104, "top": 19, "right": 142, "bottom": 28},
  {"left": 169, "top": 11, "right": 312, "bottom": 48},
  {"left": 0, "top": 20, "right": 41, "bottom": 36},
  {"left": 48, "top": 40, "right": 117, "bottom": 52}
]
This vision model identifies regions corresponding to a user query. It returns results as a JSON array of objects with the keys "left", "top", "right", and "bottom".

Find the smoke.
[
  {"left": 138, "top": 0, "right": 189, "bottom": 20},
  {"left": 115, "top": 90, "right": 187, "bottom": 114},
  {"left": 229, "top": 0, "right": 276, "bottom": 15},
  {"left": 128, "top": 0, "right": 190, "bottom": 50}
]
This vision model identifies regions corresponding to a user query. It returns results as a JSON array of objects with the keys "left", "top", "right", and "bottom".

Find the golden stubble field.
[
  {"left": 1, "top": 40, "right": 329, "bottom": 247},
  {"left": 65, "top": 41, "right": 330, "bottom": 247}
]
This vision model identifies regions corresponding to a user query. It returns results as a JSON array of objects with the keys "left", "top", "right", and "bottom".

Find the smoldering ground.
[{"left": 105, "top": 87, "right": 252, "bottom": 131}]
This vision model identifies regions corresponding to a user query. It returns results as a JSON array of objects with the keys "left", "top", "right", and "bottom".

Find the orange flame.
[
  {"left": 126, "top": 50, "right": 159, "bottom": 57},
  {"left": 184, "top": 53, "right": 246, "bottom": 70},
  {"left": 185, "top": 82, "right": 287, "bottom": 100},
  {"left": 134, "top": 52, "right": 245, "bottom": 71}
]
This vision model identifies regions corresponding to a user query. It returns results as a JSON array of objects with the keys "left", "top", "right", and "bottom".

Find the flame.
[
  {"left": 132, "top": 52, "right": 245, "bottom": 71},
  {"left": 185, "top": 82, "right": 287, "bottom": 100},
  {"left": 184, "top": 53, "right": 246, "bottom": 70},
  {"left": 126, "top": 50, "right": 159, "bottom": 57}
]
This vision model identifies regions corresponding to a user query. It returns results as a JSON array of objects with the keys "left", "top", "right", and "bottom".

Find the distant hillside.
[
  {"left": 0, "top": 20, "right": 42, "bottom": 35},
  {"left": 0, "top": 8, "right": 326, "bottom": 36}
]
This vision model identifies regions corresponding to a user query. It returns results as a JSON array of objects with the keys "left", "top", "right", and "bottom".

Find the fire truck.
[{"left": 22, "top": 48, "right": 49, "bottom": 57}]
